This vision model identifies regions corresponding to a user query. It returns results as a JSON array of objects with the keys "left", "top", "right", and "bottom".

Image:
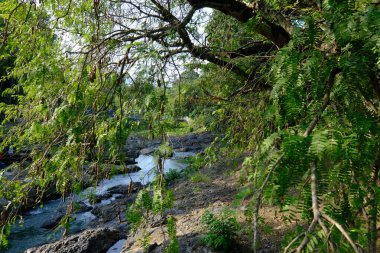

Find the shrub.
[
  {"left": 164, "top": 169, "right": 181, "bottom": 183},
  {"left": 201, "top": 211, "right": 240, "bottom": 251}
]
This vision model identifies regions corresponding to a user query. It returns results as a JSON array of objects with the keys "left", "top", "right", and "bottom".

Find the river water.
[{"left": 3, "top": 152, "right": 192, "bottom": 253}]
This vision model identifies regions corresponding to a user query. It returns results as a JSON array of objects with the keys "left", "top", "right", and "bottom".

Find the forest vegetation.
[{"left": 0, "top": 0, "right": 379, "bottom": 252}]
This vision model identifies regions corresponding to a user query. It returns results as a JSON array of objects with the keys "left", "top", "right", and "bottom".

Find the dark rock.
[
  {"left": 125, "top": 164, "right": 141, "bottom": 173},
  {"left": 42, "top": 202, "right": 92, "bottom": 229},
  {"left": 107, "top": 182, "right": 142, "bottom": 195},
  {"left": 91, "top": 204, "right": 119, "bottom": 222},
  {"left": 150, "top": 216, "right": 167, "bottom": 228},
  {"left": 91, "top": 195, "right": 136, "bottom": 222},
  {"left": 114, "top": 194, "right": 125, "bottom": 200},
  {"left": 56, "top": 201, "right": 92, "bottom": 214},
  {"left": 101, "top": 163, "right": 141, "bottom": 176},
  {"left": 25, "top": 227, "right": 123, "bottom": 253},
  {"left": 125, "top": 158, "right": 137, "bottom": 165},
  {"left": 73, "top": 202, "right": 93, "bottom": 213},
  {"left": 0, "top": 197, "right": 9, "bottom": 213},
  {"left": 42, "top": 184, "right": 62, "bottom": 201},
  {"left": 93, "top": 192, "right": 113, "bottom": 203},
  {"left": 113, "top": 159, "right": 137, "bottom": 166},
  {"left": 140, "top": 147, "right": 155, "bottom": 155},
  {"left": 147, "top": 243, "right": 158, "bottom": 252},
  {"left": 41, "top": 213, "right": 65, "bottom": 229}
]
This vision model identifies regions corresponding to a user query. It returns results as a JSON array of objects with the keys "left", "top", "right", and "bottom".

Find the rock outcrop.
[
  {"left": 138, "top": 132, "right": 216, "bottom": 155},
  {"left": 25, "top": 227, "right": 123, "bottom": 253},
  {"left": 107, "top": 182, "right": 142, "bottom": 195},
  {"left": 41, "top": 201, "right": 92, "bottom": 229},
  {"left": 91, "top": 195, "right": 136, "bottom": 223}
]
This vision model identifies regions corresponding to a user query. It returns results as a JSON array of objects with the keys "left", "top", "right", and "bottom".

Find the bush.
[
  {"left": 164, "top": 169, "right": 181, "bottom": 183},
  {"left": 201, "top": 211, "right": 240, "bottom": 251}
]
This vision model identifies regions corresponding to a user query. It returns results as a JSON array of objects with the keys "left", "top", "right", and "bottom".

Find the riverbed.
[{"left": 3, "top": 152, "right": 192, "bottom": 253}]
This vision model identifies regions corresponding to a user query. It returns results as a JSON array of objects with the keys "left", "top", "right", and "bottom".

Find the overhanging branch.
[{"left": 187, "top": 0, "right": 290, "bottom": 47}]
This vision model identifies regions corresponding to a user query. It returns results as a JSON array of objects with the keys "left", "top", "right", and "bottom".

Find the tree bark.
[
  {"left": 368, "top": 162, "right": 379, "bottom": 253},
  {"left": 186, "top": 0, "right": 290, "bottom": 47}
]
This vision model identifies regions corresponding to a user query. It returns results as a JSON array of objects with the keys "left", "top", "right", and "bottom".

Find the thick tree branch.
[
  {"left": 187, "top": 0, "right": 253, "bottom": 22},
  {"left": 187, "top": 0, "right": 290, "bottom": 47},
  {"left": 220, "top": 42, "right": 275, "bottom": 58},
  {"left": 150, "top": 0, "right": 252, "bottom": 80}
]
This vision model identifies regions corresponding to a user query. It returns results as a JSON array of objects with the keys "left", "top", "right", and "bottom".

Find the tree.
[{"left": 0, "top": 0, "right": 379, "bottom": 252}]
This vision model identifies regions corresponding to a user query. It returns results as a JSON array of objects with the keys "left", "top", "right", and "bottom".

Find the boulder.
[
  {"left": 91, "top": 203, "right": 120, "bottom": 222},
  {"left": 56, "top": 201, "right": 92, "bottom": 214},
  {"left": 0, "top": 197, "right": 9, "bottom": 213},
  {"left": 41, "top": 202, "right": 92, "bottom": 229},
  {"left": 139, "top": 147, "right": 155, "bottom": 155},
  {"left": 93, "top": 192, "right": 113, "bottom": 204},
  {"left": 91, "top": 195, "right": 136, "bottom": 222},
  {"left": 73, "top": 202, "right": 93, "bottom": 213},
  {"left": 25, "top": 227, "right": 123, "bottom": 253},
  {"left": 41, "top": 213, "right": 64, "bottom": 229},
  {"left": 107, "top": 182, "right": 142, "bottom": 195},
  {"left": 125, "top": 164, "right": 141, "bottom": 173}
]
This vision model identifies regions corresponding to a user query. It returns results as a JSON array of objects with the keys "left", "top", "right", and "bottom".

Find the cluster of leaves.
[
  {"left": 201, "top": 210, "right": 240, "bottom": 251},
  {"left": 126, "top": 181, "right": 175, "bottom": 249},
  {"left": 164, "top": 169, "right": 181, "bottom": 183},
  {"left": 165, "top": 216, "right": 180, "bottom": 253}
]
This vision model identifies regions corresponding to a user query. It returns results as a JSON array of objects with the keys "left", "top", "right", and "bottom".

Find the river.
[{"left": 3, "top": 152, "right": 193, "bottom": 253}]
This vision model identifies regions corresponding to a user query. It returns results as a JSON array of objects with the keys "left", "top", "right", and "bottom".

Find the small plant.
[
  {"left": 164, "top": 216, "right": 179, "bottom": 253},
  {"left": 201, "top": 210, "right": 240, "bottom": 251},
  {"left": 164, "top": 169, "right": 181, "bottom": 183},
  {"left": 183, "top": 154, "right": 206, "bottom": 176},
  {"left": 190, "top": 172, "right": 210, "bottom": 183}
]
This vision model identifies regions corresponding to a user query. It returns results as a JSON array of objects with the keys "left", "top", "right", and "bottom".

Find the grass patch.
[{"left": 190, "top": 172, "right": 210, "bottom": 183}]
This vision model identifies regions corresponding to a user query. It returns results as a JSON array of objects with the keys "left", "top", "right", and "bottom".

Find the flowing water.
[{"left": 3, "top": 152, "right": 192, "bottom": 253}]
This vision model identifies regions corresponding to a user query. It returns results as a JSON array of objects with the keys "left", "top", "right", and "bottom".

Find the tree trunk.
[{"left": 368, "top": 162, "right": 379, "bottom": 253}]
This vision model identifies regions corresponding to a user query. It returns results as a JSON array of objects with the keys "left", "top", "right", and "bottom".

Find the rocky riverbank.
[
  {"left": 23, "top": 150, "right": 298, "bottom": 253},
  {"left": 3, "top": 133, "right": 249, "bottom": 253},
  {"left": 126, "top": 132, "right": 217, "bottom": 156},
  {"left": 0, "top": 132, "right": 215, "bottom": 214}
]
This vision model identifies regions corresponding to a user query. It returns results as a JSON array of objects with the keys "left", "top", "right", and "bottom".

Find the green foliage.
[
  {"left": 201, "top": 210, "right": 240, "bottom": 251},
  {"left": 0, "top": 0, "right": 379, "bottom": 251},
  {"left": 155, "top": 143, "right": 174, "bottom": 159},
  {"left": 164, "top": 216, "right": 179, "bottom": 253},
  {"left": 0, "top": 223, "right": 11, "bottom": 248},
  {"left": 164, "top": 169, "right": 181, "bottom": 183},
  {"left": 190, "top": 172, "right": 210, "bottom": 183}
]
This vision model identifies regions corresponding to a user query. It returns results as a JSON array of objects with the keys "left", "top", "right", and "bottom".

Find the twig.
[
  {"left": 318, "top": 218, "right": 336, "bottom": 252},
  {"left": 284, "top": 232, "right": 305, "bottom": 253},
  {"left": 296, "top": 163, "right": 320, "bottom": 252},
  {"left": 320, "top": 212, "right": 361, "bottom": 253},
  {"left": 303, "top": 68, "right": 341, "bottom": 137},
  {"left": 253, "top": 153, "right": 283, "bottom": 252}
]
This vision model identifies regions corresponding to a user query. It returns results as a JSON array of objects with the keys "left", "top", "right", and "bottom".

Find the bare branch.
[
  {"left": 321, "top": 212, "right": 361, "bottom": 253},
  {"left": 303, "top": 68, "right": 342, "bottom": 137},
  {"left": 295, "top": 163, "right": 320, "bottom": 253}
]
